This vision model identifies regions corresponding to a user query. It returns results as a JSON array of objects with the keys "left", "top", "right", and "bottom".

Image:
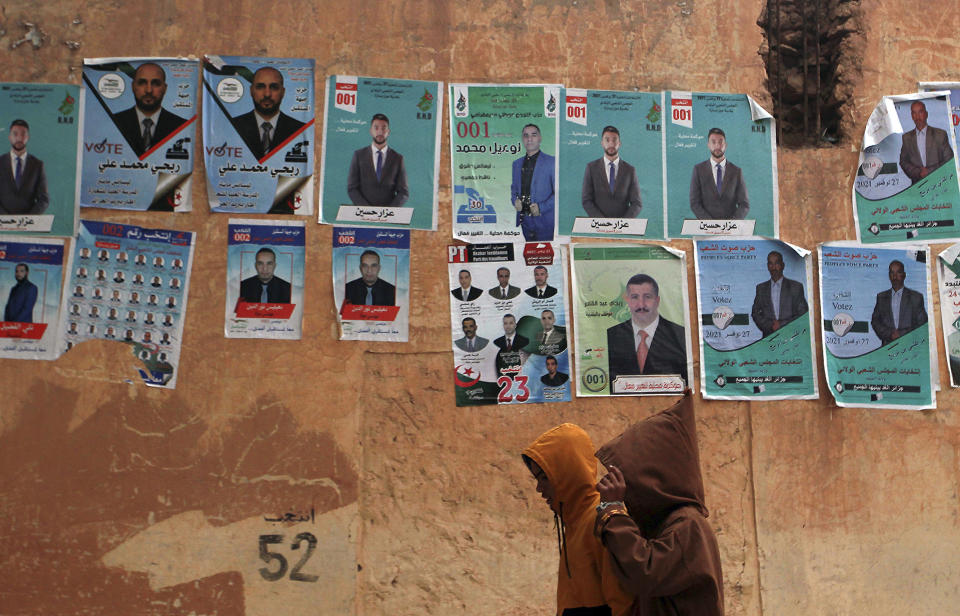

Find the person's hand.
[
  {"left": 529, "top": 202, "right": 541, "bottom": 216},
  {"left": 513, "top": 198, "right": 524, "bottom": 212},
  {"left": 596, "top": 464, "right": 626, "bottom": 502}
]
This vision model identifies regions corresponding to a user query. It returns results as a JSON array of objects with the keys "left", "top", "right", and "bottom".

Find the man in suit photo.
[
  {"left": 494, "top": 313, "right": 530, "bottom": 373},
  {"left": 454, "top": 317, "right": 488, "bottom": 352},
  {"left": 511, "top": 123, "right": 555, "bottom": 241},
  {"left": 488, "top": 267, "right": 521, "bottom": 300},
  {"left": 344, "top": 249, "right": 396, "bottom": 306},
  {"left": 606, "top": 273, "right": 688, "bottom": 387},
  {"left": 524, "top": 265, "right": 557, "bottom": 299},
  {"left": 536, "top": 309, "right": 566, "bottom": 355},
  {"left": 239, "top": 247, "right": 291, "bottom": 304},
  {"left": 581, "top": 125, "right": 642, "bottom": 218},
  {"left": 4, "top": 263, "right": 38, "bottom": 323},
  {"left": 112, "top": 63, "right": 187, "bottom": 157},
  {"left": 871, "top": 259, "right": 928, "bottom": 345},
  {"left": 899, "top": 100, "right": 955, "bottom": 185},
  {"left": 0, "top": 119, "right": 49, "bottom": 215},
  {"left": 346, "top": 113, "right": 409, "bottom": 206},
  {"left": 233, "top": 66, "right": 306, "bottom": 161},
  {"left": 751, "top": 250, "right": 808, "bottom": 337},
  {"left": 689, "top": 127, "right": 749, "bottom": 220},
  {"left": 539, "top": 355, "right": 569, "bottom": 387},
  {"left": 451, "top": 269, "right": 482, "bottom": 302}
]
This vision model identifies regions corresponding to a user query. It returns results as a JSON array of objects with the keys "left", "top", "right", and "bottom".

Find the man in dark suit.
[
  {"left": 606, "top": 273, "right": 687, "bottom": 386},
  {"left": 451, "top": 269, "right": 482, "bottom": 302},
  {"left": 524, "top": 265, "right": 557, "bottom": 299},
  {"left": 239, "top": 247, "right": 291, "bottom": 303},
  {"left": 233, "top": 66, "right": 306, "bottom": 161},
  {"left": 689, "top": 127, "right": 749, "bottom": 220},
  {"left": 871, "top": 260, "right": 928, "bottom": 345},
  {"left": 899, "top": 100, "right": 955, "bottom": 185},
  {"left": 751, "top": 250, "right": 808, "bottom": 336},
  {"left": 454, "top": 317, "right": 489, "bottom": 352},
  {"left": 488, "top": 267, "right": 521, "bottom": 300},
  {"left": 346, "top": 113, "right": 409, "bottom": 206},
  {"left": 511, "top": 123, "right": 555, "bottom": 241},
  {"left": 536, "top": 309, "right": 566, "bottom": 355},
  {"left": 494, "top": 313, "right": 530, "bottom": 373},
  {"left": 112, "top": 63, "right": 187, "bottom": 157},
  {"left": 0, "top": 119, "right": 49, "bottom": 215},
  {"left": 581, "top": 125, "right": 642, "bottom": 218},
  {"left": 4, "top": 263, "right": 38, "bottom": 323},
  {"left": 540, "top": 355, "right": 569, "bottom": 387},
  {"left": 344, "top": 249, "right": 396, "bottom": 306}
]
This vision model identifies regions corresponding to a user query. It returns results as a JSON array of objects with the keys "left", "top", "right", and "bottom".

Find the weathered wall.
[{"left": 0, "top": 1, "right": 958, "bottom": 615}]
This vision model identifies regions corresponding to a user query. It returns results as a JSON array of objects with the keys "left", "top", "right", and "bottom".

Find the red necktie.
[{"left": 636, "top": 331, "right": 648, "bottom": 372}]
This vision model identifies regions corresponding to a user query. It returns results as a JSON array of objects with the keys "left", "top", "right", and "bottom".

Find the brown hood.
[
  {"left": 596, "top": 390, "right": 708, "bottom": 535},
  {"left": 523, "top": 423, "right": 599, "bottom": 525}
]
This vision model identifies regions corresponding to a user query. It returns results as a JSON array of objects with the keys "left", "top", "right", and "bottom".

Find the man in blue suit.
[
  {"left": 511, "top": 124, "right": 555, "bottom": 241},
  {"left": 4, "top": 263, "right": 38, "bottom": 323}
]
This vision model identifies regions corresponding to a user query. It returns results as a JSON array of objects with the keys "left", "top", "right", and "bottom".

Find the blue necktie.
[
  {"left": 715, "top": 164, "right": 723, "bottom": 194},
  {"left": 260, "top": 284, "right": 268, "bottom": 303},
  {"left": 15, "top": 156, "right": 22, "bottom": 189},
  {"left": 608, "top": 161, "right": 616, "bottom": 193},
  {"left": 365, "top": 286, "right": 373, "bottom": 305},
  {"left": 376, "top": 150, "right": 383, "bottom": 181}
]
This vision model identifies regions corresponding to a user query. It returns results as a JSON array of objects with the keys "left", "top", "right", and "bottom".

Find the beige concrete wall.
[{"left": 0, "top": 1, "right": 957, "bottom": 614}]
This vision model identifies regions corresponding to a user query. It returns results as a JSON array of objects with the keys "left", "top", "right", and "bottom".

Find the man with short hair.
[
  {"left": 487, "top": 267, "right": 521, "bottom": 300},
  {"left": 239, "top": 247, "right": 292, "bottom": 303},
  {"left": 751, "top": 250, "right": 808, "bottom": 337},
  {"left": 344, "top": 249, "right": 396, "bottom": 306},
  {"left": 451, "top": 269, "right": 482, "bottom": 302},
  {"left": 899, "top": 99, "right": 954, "bottom": 184},
  {"left": 524, "top": 265, "right": 558, "bottom": 299},
  {"left": 347, "top": 113, "right": 409, "bottom": 206},
  {"left": 871, "top": 260, "right": 928, "bottom": 345},
  {"left": 454, "top": 317, "right": 488, "bottom": 352},
  {"left": 537, "top": 309, "right": 566, "bottom": 355},
  {"left": 4, "top": 263, "right": 38, "bottom": 323},
  {"left": 689, "top": 127, "right": 749, "bottom": 220},
  {"left": 0, "top": 119, "right": 49, "bottom": 215},
  {"left": 234, "top": 66, "right": 306, "bottom": 160},
  {"left": 113, "top": 63, "right": 187, "bottom": 157},
  {"left": 539, "top": 355, "right": 569, "bottom": 387},
  {"left": 493, "top": 313, "right": 529, "bottom": 353},
  {"left": 606, "top": 273, "right": 688, "bottom": 385},
  {"left": 581, "top": 125, "right": 642, "bottom": 218},
  {"left": 511, "top": 123, "right": 556, "bottom": 241}
]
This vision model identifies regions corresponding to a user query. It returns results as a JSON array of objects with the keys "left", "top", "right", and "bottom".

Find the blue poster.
[
  {"left": 0, "top": 83, "right": 82, "bottom": 236},
  {"left": 559, "top": 89, "right": 664, "bottom": 239},
  {"left": 202, "top": 55, "right": 314, "bottom": 215},
  {"left": 320, "top": 75, "right": 442, "bottom": 230},
  {"left": 0, "top": 236, "right": 65, "bottom": 360},
  {"left": 664, "top": 92, "right": 778, "bottom": 239},
  {"left": 80, "top": 57, "right": 198, "bottom": 212},
  {"left": 225, "top": 219, "right": 305, "bottom": 339},
  {"left": 59, "top": 220, "right": 196, "bottom": 389}
]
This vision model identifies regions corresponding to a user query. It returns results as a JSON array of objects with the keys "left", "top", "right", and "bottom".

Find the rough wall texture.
[{"left": 0, "top": 1, "right": 958, "bottom": 615}]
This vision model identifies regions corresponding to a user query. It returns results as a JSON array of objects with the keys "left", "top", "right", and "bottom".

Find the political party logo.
[
  {"left": 861, "top": 155, "right": 883, "bottom": 180},
  {"left": 711, "top": 306, "right": 734, "bottom": 330},
  {"left": 454, "top": 87, "right": 469, "bottom": 118},
  {"left": 59, "top": 91, "right": 75, "bottom": 116},
  {"left": 546, "top": 92, "right": 557, "bottom": 114},
  {"left": 454, "top": 364, "right": 481, "bottom": 387},
  {"left": 417, "top": 89, "right": 433, "bottom": 112},
  {"left": 646, "top": 101, "right": 661, "bottom": 123},
  {"left": 831, "top": 312, "right": 854, "bottom": 336},
  {"left": 455, "top": 185, "right": 496, "bottom": 224},
  {"left": 952, "top": 315, "right": 960, "bottom": 331}
]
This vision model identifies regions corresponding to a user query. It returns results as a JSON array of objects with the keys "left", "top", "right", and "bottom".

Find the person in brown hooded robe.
[
  {"left": 523, "top": 423, "right": 634, "bottom": 616},
  {"left": 594, "top": 390, "right": 724, "bottom": 615}
]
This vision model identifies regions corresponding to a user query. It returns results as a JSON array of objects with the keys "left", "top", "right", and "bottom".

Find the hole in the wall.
[{"left": 758, "top": 0, "right": 864, "bottom": 147}]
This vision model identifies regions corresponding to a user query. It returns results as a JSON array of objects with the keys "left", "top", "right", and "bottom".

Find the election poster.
[
  {"left": 819, "top": 242, "right": 936, "bottom": 409},
  {"left": 202, "top": 55, "right": 314, "bottom": 215},
  {"left": 80, "top": 57, "right": 198, "bottom": 212},
  {"left": 449, "top": 84, "right": 561, "bottom": 243},
  {"left": 59, "top": 220, "right": 195, "bottom": 389},
  {"left": 853, "top": 92, "right": 960, "bottom": 243},
  {"left": 0, "top": 236, "right": 66, "bottom": 360},
  {"left": 225, "top": 219, "right": 304, "bottom": 340},
  {"left": 664, "top": 92, "right": 777, "bottom": 239},
  {"left": 0, "top": 82, "right": 83, "bottom": 236},
  {"left": 694, "top": 238, "right": 818, "bottom": 399},
  {"left": 319, "top": 76, "right": 442, "bottom": 230},
  {"left": 559, "top": 89, "right": 664, "bottom": 239},
  {"left": 448, "top": 241, "right": 571, "bottom": 406},
  {"left": 333, "top": 227, "right": 409, "bottom": 343},
  {"left": 571, "top": 243, "right": 692, "bottom": 396},
  {"left": 937, "top": 243, "right": 960, "bottom": 387}
]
